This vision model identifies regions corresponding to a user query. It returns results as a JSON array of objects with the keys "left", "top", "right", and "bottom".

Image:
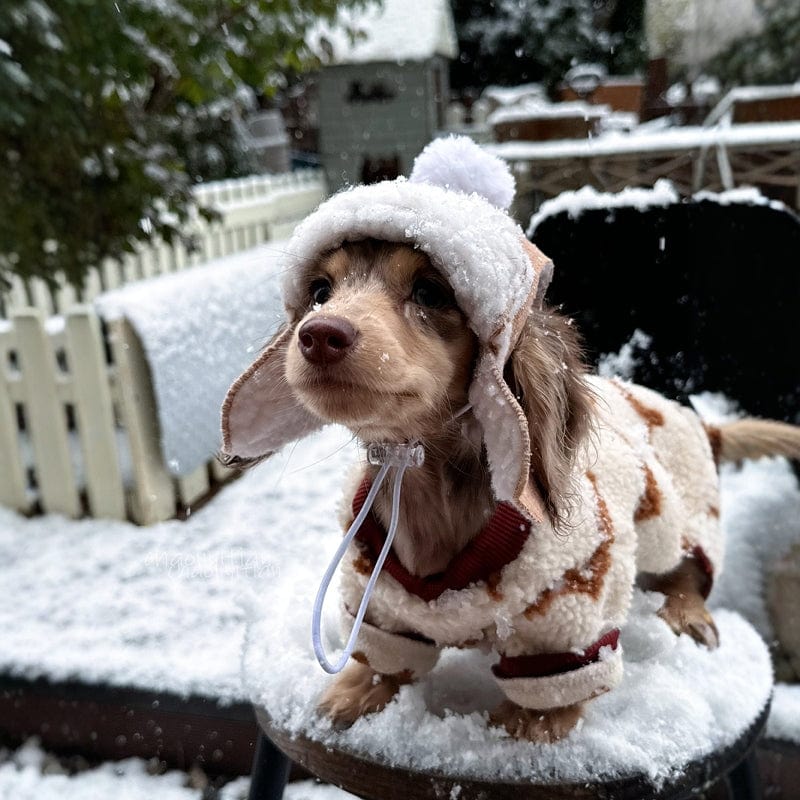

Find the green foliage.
[
  {"left": 450, "top": 0, "right": 646, "bottom": 96},
  {"left": 709, "top": 3, "right": 800, "bottom": 88},
  {"left": 0, "top": 0, "right": 365, "bottom": 290}
]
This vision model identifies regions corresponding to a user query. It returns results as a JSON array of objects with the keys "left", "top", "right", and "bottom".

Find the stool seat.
[
  {"left": 244, "top": 602, "right": 773, "bottom": 800},
  {"left": 255, "top": 700, "right": 770, "bottom": 800}
]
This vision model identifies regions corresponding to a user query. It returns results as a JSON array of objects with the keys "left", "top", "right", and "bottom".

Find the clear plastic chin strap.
[{"left": 311, "top": 442, "right": 425, "bottom": 674}]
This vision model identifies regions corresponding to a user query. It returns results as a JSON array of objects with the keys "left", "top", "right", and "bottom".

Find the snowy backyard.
[{"left": 3, "top": 0, "right": 800, "bottom": 798}]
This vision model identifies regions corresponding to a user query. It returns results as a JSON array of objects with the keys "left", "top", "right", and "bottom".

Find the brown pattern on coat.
[
  {"left": 614, "top": 382, "right": 665, "bottom": 431},
  {"left": 486, "top": 569, "right": 504, "bottom": 601},
  {"left": 524, "top": 472, "right": 613, "bottom": 619},
  {"left": 634, "top": 463, "right": 663, "bottom": 522},
  {"left": 353, "top": 548, "right": 373, "bottom": 576},
  {"left": 708, "top": 505, "right": 720, "bottom": 518}
]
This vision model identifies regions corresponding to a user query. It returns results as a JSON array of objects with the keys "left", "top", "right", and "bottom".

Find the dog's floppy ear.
[
  {"left": 220, "top": 324, "right": 323, "bottom": 466},
  {"left": 504, "top": 309, "right": 594, "bottom": 526}
]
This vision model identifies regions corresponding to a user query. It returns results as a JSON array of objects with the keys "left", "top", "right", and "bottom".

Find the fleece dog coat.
[
  {"left": 337, "top": 376, "right": 721, "bottom": 708},
  {"left": 220, "top": 136, "right": 722, "bottom": 710}
]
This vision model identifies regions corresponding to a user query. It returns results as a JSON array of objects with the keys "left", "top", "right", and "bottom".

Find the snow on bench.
[{"left": 95, "top": 242, "right": 288, "bottom": 479}]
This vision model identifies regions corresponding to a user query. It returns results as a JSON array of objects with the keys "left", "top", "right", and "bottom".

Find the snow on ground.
[
  {"left": 0, "top": 741, "right": 357, "bottom": 800},
  {"left": 0, "top": 425, "right": 359, "bottom": 702},
  {"left": 768, "top": 684, "right": 800, "bottom": 743},
  {"left": 0, "top": 382, "right": 796, "bottom": 766},
  {"left": 0, "top": 740, "right": 200, "bottom": 800}
]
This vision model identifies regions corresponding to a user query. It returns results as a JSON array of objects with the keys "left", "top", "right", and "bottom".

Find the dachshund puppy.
[
  {"left": 222, "top": 139, "right": 800, "bottom": 744},
  {"left": 277, "top": 238, "right": 752, "bottom": 743}
]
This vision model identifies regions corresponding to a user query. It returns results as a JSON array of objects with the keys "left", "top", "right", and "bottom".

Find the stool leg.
[
  {"left": 247, "top": 732, "right": 291, "bottom": 800},
  {"left": 725, "top": 751, "right": 762, "bottom": 800}
]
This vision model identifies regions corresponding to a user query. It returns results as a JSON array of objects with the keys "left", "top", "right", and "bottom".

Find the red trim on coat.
[
  {"left": 690, "top": 545, "right": 714, "bottom": 599},
  {"left": 492, "top": 629, "right": 620, "bottom": 679},
  {"left": 351, "top": 480, "right": 531, "bottom": 602}
]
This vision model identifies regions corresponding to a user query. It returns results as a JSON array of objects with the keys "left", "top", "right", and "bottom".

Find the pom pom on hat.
[{"left": 409, "top": 135, "right": 516, "bottom": 211}]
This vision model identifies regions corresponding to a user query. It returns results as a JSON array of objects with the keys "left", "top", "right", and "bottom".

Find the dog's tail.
[{"left": 705, "top": 419, "right": 800, "bottom": 464}]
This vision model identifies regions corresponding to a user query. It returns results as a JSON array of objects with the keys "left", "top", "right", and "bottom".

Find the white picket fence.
[{"left": 0, "top": 170, "right": 327, "bottom": 524}]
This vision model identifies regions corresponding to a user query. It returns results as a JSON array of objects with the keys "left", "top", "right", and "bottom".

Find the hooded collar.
[{"left": 350, "top": 478, "right": 532, "bottom": 602}]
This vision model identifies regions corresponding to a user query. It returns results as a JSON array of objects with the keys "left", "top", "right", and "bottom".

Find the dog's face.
[{"left": 284, "top": 239, "right": 477, "bottom": 442}]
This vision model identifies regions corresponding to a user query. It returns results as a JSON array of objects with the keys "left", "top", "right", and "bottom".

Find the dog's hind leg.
[{"left": 638, "top": 554, "right": 719, "bottom": 649}]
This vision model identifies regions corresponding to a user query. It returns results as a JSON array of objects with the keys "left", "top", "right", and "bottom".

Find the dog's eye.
[
  {"left": 411, "top": 277, "right": 449, "bottom": 309},
  {"left": 310, "top": 278, "right": 332, "bottom": 305}
]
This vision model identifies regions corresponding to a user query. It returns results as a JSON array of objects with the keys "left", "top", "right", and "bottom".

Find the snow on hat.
[{"left": 221, "top": 136, "right": 554, "bottom": 522}]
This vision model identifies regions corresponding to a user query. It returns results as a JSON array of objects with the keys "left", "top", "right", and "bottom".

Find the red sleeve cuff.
[
  {"left": 689, "top": 545, "right": 714, "bottom": 598},
  {"left": 492, "top": 629, "right": 620, "bottom": 680}
]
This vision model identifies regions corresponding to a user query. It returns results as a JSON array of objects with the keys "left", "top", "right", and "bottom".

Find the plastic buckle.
[{"left": 366, "top": 442, "right": 425, "bottom": 468}]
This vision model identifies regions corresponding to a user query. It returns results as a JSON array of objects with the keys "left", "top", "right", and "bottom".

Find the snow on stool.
[{"left": 244, "top": 566, "right": 772, "bottom": 797}]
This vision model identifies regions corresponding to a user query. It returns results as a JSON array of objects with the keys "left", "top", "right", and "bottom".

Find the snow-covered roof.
[
  {"left": 488, "top": 99, "right": 609, "bottom": 126},
  {"left": 482, "top": 83, "right": 545, "bottom": 108},
  {"left": 705, "top": 83, "right": 800, "bottom": 126},
  {"left": 316, "top": 0, "right": 457, "bottom": 66},
  {"left": 485, "top": 121, "right": 800, "bottom": 160}
]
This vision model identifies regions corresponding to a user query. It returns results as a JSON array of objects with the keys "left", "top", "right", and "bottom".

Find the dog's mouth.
[{"left": 292, "top": 371, "right": 418, "bottom": 400}]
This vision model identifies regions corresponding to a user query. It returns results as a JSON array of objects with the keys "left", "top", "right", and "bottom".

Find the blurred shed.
[{"left": 315, "top": 0, "right": 457, "bottom": 190}]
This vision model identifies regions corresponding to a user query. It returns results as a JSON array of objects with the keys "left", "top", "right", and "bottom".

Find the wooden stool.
[{"left": 247, "top": 701, "right": 769, "bottom": 800}]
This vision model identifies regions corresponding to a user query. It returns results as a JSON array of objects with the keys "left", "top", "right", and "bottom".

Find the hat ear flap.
[
  {"left": 220, "top": 325, "right": 323, "bottom": 464},
  {"left": 469, "top": 353, "right": 547, "bottom": 524}
]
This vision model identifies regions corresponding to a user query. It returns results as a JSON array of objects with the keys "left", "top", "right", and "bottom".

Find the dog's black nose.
[{"left": 298, "top": 317, "right": 358, "bottom": 365}]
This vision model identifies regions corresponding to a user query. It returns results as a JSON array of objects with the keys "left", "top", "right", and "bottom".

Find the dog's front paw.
[
  {"left": 318, "top": 660, "right": 412, "bottom": 729},
  {"left": 489, "top": 700, "right": 584, "bottom": 743},
  {"left": 658, "top": 595, "right": 720, "bottom": 650}
]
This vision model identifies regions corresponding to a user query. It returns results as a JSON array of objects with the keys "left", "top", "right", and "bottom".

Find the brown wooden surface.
[
  {"left": 257, "top": 702, "right": 770, "bottom": 800},
  {"left": 560, "top": 83, "right": 644, "bottom": 115},
  {"left": 493, "top": 116, "right": 599, "bottom": 143},
  {"left": 0, "top": 675, "right": 258, "bottom": 775},
  {"left": 733, "top": 96, "right": 800, "bottom": 125}
]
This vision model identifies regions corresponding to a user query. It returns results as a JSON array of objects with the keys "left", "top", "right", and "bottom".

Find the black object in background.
[{"left": 530, "top": 199, "right": 800, "bottom": 424}]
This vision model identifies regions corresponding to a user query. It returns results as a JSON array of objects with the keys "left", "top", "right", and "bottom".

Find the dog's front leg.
[
  {"left": 490, "top": 630, "right": 624, "bottom": 743},
  {"left": 318, "top": 658, "right": 414, "bottom": 729},
  {"left": 317, "top": 616, "right": 440, "bottom": 728},
  {"left": 489, "top": 699, "right": 585, "bottom": 743}
]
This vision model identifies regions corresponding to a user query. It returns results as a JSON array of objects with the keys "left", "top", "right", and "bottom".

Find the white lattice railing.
[
  {"left": 0, "top": 170, "right": 326, "bottom": 524},
  {"left": 0, "top": 169, "right": 325, "bottom": 319}
]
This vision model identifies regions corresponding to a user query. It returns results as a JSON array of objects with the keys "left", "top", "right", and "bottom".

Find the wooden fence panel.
[
  {"left": 0, "top": 323, "right": 30, "bottom": 512},
  {"left": 107, "top": 317, "right": 176, "bottom": 525},
  {"left": 64, "top": 308, "right": 126, "bottom": 520},
  {"left": 177, "top": 464, "right": 210, "bottom": 510},
  {"left": 0, "top": 169, "right": 329, "bottom": 522},
  {"left": 13, "top": 309, "right": 81, "bottom": 517}
]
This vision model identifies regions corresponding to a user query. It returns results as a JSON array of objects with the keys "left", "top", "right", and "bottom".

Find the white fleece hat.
[{"left": 221, "top": 136, "right": 554, "bottom": 522}]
